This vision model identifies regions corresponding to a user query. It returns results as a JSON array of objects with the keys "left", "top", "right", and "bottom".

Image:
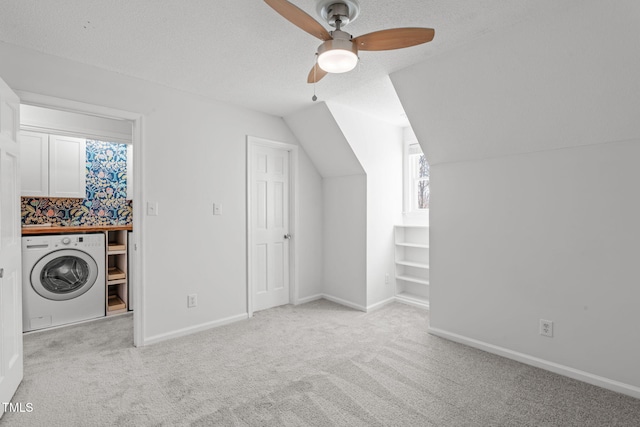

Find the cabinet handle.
[{"left": 0, "top": 268, "right": 3, "bottom": 278}]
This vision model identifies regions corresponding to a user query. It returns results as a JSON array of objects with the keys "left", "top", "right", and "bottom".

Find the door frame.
[
  {"left": 16, "top": 91, "right": 146, "bottom": 347},
  {"left": 246, "top": 136, "right": 298, "bottom": 317}
]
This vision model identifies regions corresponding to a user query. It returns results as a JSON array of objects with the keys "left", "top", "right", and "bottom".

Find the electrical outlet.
[
  {"left": 188, "top": 294, "right": 198, "bottom": 308},
  {"left": 540, "top": 319, "right": 553, "bottom": 337}
]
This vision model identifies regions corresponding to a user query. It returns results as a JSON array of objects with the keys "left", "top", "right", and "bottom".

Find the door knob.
[{"left": 284, "top": 234, "right": 292, "bottom": 240}]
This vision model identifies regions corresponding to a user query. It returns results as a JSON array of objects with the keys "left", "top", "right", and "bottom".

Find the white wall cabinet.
[
  {"left": 19, "top": 131, "right": 86, "bottom": 198},
  {"left": 19, "top": 130, "right": 49, "bottom": 197},
  {"left": 48, "top": 134, "right": 86, "bottom": 198},
  {"left": 394, "top": 225, "right": 429, "bottom": 309}
]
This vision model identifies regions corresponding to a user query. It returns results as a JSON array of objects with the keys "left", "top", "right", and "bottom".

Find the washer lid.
[{"left": 31, "top": 249, "right": 99, "bottom": 301}]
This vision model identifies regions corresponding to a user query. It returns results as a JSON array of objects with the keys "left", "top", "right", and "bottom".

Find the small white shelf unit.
[
  {"left": 105, "top": 229, "right": 129, "bottom": 316},
  {"left": 394, "top": 225, "right": 429, "bottom": 309}
]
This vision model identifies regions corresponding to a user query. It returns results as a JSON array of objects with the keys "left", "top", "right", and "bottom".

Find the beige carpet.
[{"left": 3, "top": 300, "right": 640, "bottom": 426}]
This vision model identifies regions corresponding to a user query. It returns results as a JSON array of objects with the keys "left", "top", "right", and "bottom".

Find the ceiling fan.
[{"left": 264, "top": 0, "right": 435, "bottom": 83}]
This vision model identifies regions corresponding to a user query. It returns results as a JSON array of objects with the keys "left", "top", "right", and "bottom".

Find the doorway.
[
  {"left": 18, "top": 91, "right": 144, "bottom": 347},
  {"left": 247, "top": 136, "right": 298, "bottom": 316}
]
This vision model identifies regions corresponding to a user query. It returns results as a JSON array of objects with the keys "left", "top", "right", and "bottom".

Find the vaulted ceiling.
[{"left": 0, "top": 0, "right": 578, "bottom": 126}]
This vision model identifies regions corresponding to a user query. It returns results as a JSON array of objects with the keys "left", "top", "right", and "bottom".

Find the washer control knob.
[{"left": 61, "top": 237, "right": 71, "bottom": 245}]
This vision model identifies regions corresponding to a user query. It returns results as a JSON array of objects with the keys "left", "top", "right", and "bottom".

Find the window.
[{"left": 404, "top": 142, "right": 429, "bottom": 213}]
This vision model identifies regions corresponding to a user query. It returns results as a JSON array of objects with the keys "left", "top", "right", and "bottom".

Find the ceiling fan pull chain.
[{"left": 312, "top": 55, "right": 318, "bottom": 101}]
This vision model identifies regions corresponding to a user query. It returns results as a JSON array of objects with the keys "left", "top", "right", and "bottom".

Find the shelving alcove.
[
  {"left": 394, "top": 225, "right": 429, "bottom": 310},
  {"left": 104, "top": 229, "right": 128, "bottom": 315}
]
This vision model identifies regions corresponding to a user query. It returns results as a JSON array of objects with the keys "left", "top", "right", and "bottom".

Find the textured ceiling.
[{"left": 0, "top": 0, "right": 578, "bottom": 126}]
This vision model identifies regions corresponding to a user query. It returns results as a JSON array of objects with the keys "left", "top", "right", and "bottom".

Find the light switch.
[
  {"left": 213, "top": 203, "right": 222, "bottom": 215},
  {"left": 147, "top": 201, "right": 159, "bottom": 216}
]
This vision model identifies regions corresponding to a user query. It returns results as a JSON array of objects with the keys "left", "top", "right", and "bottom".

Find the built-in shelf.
[
  {"left": 396, "top": 260, "right": 429, "bottom": 269},
  {"left": 396, "top": 275, "right": 429, "bottom": 286},
  {"left": 394, "top": 225, "right": 429, "bottom": 310},
  {"left": 396, "top": 242, "right": 429, "bottom": 249},
  {"left": 105, "top": 229, "right": 129, "bottom": 316},
  {"left": 108, "top": 243, "right": 126, "bottom": 252},
  {"left": 107, "top": 266, "right": 126, "bottom": 281},
  {"left": 108, "top": 294, "right": 126, "bottom": 311}
]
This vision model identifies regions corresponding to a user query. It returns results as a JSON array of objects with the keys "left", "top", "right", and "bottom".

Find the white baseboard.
[
  {"left": 429, "top": 327, "right": 640, "bottom": 400},
  {"left": 294, "top": 294, "right": 323, "bottom": 305},
  {"left": 296, "top": 294, "right": 386, "bottom": 313},
  {"left": 321, "top": 293, "right": 367, "bottom": 312},
  {"left": 395, "top": 295, "right": 430, "bottom": 310},
  {"left": 144, "top": 313, "right": 248, "bottom": 346},
  {"left": 366, "top": 297, "right": 396, "bottom": 312}
]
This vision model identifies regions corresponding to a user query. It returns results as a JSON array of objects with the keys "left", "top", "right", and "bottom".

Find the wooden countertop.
[{"left": 21, "top": 224, "right": 133, "bottom": 235}]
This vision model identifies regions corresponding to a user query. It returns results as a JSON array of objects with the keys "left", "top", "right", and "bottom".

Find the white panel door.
[
  {"left": 0, "top": 76, "right": 23, "bottom": 416},
  {"left": 18, "top": 130, "right": 49, "bottom": 197},
  {"left": 49, "top": 134, "right": 86, "bottom": 198},
  {"left": 251, "top": 144, "right": 290, "bottom": 312}
]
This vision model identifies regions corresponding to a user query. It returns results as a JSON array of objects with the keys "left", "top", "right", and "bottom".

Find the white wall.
[
  {"left": 296, "top": 148, "right": 324, "bottom": 300},
  {"left": 286, "top": 101, "right": 405, "bottom": 310},
  {"left": 430, "top": 141, "right": 640, "bottom": 386},
  {"left": 323, "top": 174, "right": 367, "bottom": 309},
  {"left": 392, "top": 0, "right": 640, "bottom": 395},
  {"left": 0, "top": 42, "right": 323, "bottom": 343},
  {"left": 141, "top": 96, "right": 299, "bottom": 339},
  {"left": 285, "top": 102, "right": 367, "bottom": 308},
  {"left": 327, "top": 102, "right": 403, "bottom": 308}
]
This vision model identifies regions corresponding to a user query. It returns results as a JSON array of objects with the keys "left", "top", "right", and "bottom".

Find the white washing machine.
[{"left": 22, "top": 233, "right": 105, "bottom": 332}]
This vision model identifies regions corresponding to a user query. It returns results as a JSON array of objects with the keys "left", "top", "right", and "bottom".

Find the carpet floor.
[{"left": 2, "top": 300, "right": 640, "bottom": 426}]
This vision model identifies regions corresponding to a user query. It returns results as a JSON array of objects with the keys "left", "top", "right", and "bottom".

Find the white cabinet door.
[
  {"left": 18, "top": 130, "right": 49, "bottom": 197},
  {"left": 48, "top": 135, "right": 86, "bottom": 198}
]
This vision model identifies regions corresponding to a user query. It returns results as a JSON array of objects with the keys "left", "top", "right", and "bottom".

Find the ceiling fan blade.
[
  {"left": 307, "top": 63, "right": 328, "bottom": 83},
  {"left": 354, "top": 28, "right": 435, "bottom": 51},
  {"left": 264, "top": 0, "right": 332, "bottom": 41}
]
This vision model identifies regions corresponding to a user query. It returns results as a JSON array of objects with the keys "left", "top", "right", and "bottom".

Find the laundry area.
[{"left": 18, "top": 104, "right": 135, "bottom": 333}]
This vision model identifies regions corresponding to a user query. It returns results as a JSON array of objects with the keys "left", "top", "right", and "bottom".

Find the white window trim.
[{"left": 403, "top": 139, "right": 429, "bottom": 217}]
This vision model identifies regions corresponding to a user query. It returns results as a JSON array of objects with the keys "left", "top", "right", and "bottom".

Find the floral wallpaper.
[{"left": 21, "top": 140, "right": 133, "bottom": 226}]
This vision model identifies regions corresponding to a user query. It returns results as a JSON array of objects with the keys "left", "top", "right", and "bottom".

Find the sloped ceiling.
[
  {"left": 0, "top": 1, "right": 580, "bottom": 123},
  {"left": 391, "top": 0, "right": 640, "bottom": 165},
  {"left": 284, "top": 102, "right": 363, "bottom": 177}
]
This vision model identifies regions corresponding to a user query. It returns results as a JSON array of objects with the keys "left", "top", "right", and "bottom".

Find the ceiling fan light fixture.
[
  {"left": 263, "top": 0, "right": 434, "bottom": 83},
  {"left": 318, "top": 48, "right": 358, "bottom": 73},
  {"left": 316, "top": 31, "right": 358, "bottom": 74}
]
